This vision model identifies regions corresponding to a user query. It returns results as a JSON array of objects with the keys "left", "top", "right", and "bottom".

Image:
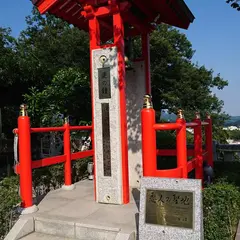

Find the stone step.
[
  {"left": 20, "top": 232, "right": 75, "bottom": 240},
  {"left": 34, "top": 214, "right": 135, "bottom": 240}
]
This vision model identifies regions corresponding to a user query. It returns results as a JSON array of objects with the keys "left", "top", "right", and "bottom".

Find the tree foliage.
[
  {"left": 0, "top": 8, "right": 229, "bottom": 138},
  {"left": 203, "top": 181, "right": 240, "bottom": 240},
  {"left": 24, "top": 68, "right": 91, "bottom": 127},
  {"left": 148, "top": 26, "right": 228, "bottom": 117},
  {"left": 0, "top": 176, "right": 20, "bottom": 237},
  {"left": 226, "top": 0, "right": 240, "bottom": 11},
  {"left": 17, "top": 8, "right": 89, "bottom": 89},
  {"left": 227, "top": 129, "right": 240, "bottom": 140}
]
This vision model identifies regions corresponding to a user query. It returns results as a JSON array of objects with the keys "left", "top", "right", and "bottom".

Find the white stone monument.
[{"left": 139, "top": 177, "right": 204, "bottom": 240}]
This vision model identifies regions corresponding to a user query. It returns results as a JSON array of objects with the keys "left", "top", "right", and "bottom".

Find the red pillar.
[
  {"left": 18, "top": 105, "right": 33, "bottom": 209},
  {"left": 113, "top": 12, "right": 129, "bottom": 204},
  {"left": 63, "top": 117, "right": 72, "bottom": 187},
  {"left": 142, "top": 34, "right": 151, "bottom": 95},
  {"left": 89, "top": 16, "right": 100, "bottom": 201},
  {"left": 141, "top": 95, "right": 156, "bottom": 177},
  {"left": 194, "top": 112, "right": 203, "bottom": 180},
  {"left": 205, "top": 113, "right": 213, "bottom": 167},
  {"left": 176, "top": 110, "right": 187, "bottom": 178}
]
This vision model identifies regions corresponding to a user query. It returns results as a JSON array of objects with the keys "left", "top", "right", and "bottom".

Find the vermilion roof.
[{"left": 32, "top": 0, "right": 194, "bottom": 39}]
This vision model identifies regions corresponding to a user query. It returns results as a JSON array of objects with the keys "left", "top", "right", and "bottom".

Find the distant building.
[{"left": 223, "top": 126, "right": 239, "bottom": 131}]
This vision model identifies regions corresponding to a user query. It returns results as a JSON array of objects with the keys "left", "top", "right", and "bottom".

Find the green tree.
[
  {"left": 0, "top": 27, "right": 18, "bottom": 87},
  {"left": 24, "top": 68, "right": 91, "bottom": 127},
  {"left": 227, "top": 129, "right": 240, "bottom": 140},
  {"left": 16, "top": 8, "right": 89, "bottom": 90},
  {"left": 143, "top": 25, "right": 228, "bottom": 142},
  {"left": 1, "top": 9, "right": 229, "bottom": 143},
  {"left": 0, "top": 28, "right": 26, "bottom": 136}
]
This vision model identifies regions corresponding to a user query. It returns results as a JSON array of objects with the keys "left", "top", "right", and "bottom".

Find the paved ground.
[
  {"left": 28, "top": 180, "right": 139, "bottom": 239},
  {"left": 235, "top": 220, "right": 240, "bottom": 240}
]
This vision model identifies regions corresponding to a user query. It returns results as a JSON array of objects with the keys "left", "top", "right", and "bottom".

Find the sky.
[{"left": 0, "top": 1, "right": 240, "bottom": 115}]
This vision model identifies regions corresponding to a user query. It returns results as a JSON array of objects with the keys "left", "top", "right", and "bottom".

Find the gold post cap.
[
  {"left": 64, "top": 116, "right": 69, "bottom": 124},
  {"left": 177, "top": 109, "right": 184, "bottom": 119},
  {"left": 143, "top": 94, "right": 153, "bottom": 109},
  {"left": 206, "top": 112, "right": 211, "bottom": 119},
  {"left": 19, "top": 104, "right": 28, "bottom": 116},
  {"left": 195, "top": 112, "right": 200, "bottom": 119}
]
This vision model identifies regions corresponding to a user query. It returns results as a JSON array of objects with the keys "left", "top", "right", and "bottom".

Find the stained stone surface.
[
  {"left": 139, "top": 177, "right": 203, "bottom": 240},
  {"left": 92, "top": 47, "right": 122, "bottom": 204},
  {"left": 7, "top": 180, "right": 138, "bottom": 240},
  {"left": 126, "top": 61, "right": 146, "bottom": 188}
]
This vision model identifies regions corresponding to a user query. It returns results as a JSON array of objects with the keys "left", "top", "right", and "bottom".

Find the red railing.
[
  {"left": 141, "top": 106, "right": 213, "bottom": 182},
  {"left": 13, "top": 108, "right": 93, "bottom": 210}
]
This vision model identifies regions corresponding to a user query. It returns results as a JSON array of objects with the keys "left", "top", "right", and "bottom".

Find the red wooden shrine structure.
[
  {"left": 141, "top": 95, "right": 213, "bottom": 180},
  {"left": 13, "top": 105, "right": 94, "bottom": 209},
  {"left": 13, "top": 0, "right": 199, "bottom": 212},
  {"left": 13, "top": 100, "right": 213, "bottom": 210}
]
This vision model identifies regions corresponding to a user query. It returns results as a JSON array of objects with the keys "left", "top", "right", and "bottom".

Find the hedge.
[
  {"left": 1, "top": 160, "right": 240, "bottom": 239},
  {"left": 203, "top": 181, "right": 240, "bottom": 240},
  {"left": 0, "top": 157, "right": 91, "bottom": 239},
  {"left": 0, "top": 176, "right": 20, "bottom": 239}
]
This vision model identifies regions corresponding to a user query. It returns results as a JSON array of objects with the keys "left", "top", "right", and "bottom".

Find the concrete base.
[
  {"left": 20, "top": 205, "right": 39, "bottom": 215},
  {"left": 235, "top": 220, "right": 240, "bottom": 240},
  {"left": 62, "top": 184, "right": 75, "bottom": 191},
  {"left": 88, "top": 175, "right": 94, "bottom": 180},
  {"left": 4, "top": 216, "right": 34, "bottom": 240},
  {"left": 7, "top": 180, "right": 138, "bottom": 240}
]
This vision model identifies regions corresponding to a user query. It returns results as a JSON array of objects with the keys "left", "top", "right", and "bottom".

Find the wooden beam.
[
  {"left": 38, "top": 0, "right": 58, "bottom": 14},
  {"left": 122, "top": 12, "right": 154, "bottom": 34},
  {"left": 131, "top": 0, "right": 155, "bottom": 22}
]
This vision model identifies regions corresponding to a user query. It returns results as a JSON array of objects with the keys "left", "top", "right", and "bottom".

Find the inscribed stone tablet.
[
  {"left": 139, "top": 177, "right": 203, "bottom": 240},
  {"left": 145, "top": 189, "right": 193, "bottom": 229},
  {"left": 101, "top": 103, "right": 111, "bottom": 176},
  {"left": 98, "top": 67, "right": 111, "bottom": 99}
]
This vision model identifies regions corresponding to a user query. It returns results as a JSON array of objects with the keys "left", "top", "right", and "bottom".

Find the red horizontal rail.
[
  {"left": 32, "top": 155, "right": 66, "bottom": 169},
  {"left": 154, "top": 167, "right": 182, "bottom": 178},
  {"left": 156, "top": 149, "right": 194, "bottom": 156},
  {"left": 153, "top": 123, "right": 182, "bottom": 131},
  {"left": 187, "top": 158, "right": 197, "bottom": 173},
  {"left": 70, "top": 126, "right": 92, "bottom": 131},
  {"left": 186, "top": 122, "right": 198, "bottom": 128},
  {"left": 201, "top": 121, "right": 209, "bottom": 126},
  {"left": 31, "top": 127, "right": 66, "bottom": 133},
  {"left": 15, "top": 155, "right": 66, "bottom": 174},
  {"left": 203, "top": 151, "right": 208, "bottom": 156},
  {"left": 71, "top": 149, "right": 94, "bottom": 160},
  {"left": 15, "top": 150, "right": 94, "bottom": 174},
  {"left": 14, "top": 126, "right": 93, "bottom": 134}
]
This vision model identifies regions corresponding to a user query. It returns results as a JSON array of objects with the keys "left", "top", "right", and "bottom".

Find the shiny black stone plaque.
[
  {"left": 101, "top": 103, "right": 111, "bottom": 176},
  {"left": 145, "top": 189, "right": 194, "bottom": 229},
  {"left": 98, "top": 67, "right": 111, "bottom": 99}
]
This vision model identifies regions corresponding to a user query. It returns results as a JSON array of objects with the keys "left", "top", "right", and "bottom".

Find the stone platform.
[{"left": 5, "top": 180, "right": 139, "bottom": 240}]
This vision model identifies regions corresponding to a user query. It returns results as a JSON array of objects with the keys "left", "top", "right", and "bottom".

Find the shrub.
[
  {"left": 0, "top": 176, "right": 20, "bottom": 238},
  {"left": 213, "top": 162, "right": 240, "bottom": 188},
  {"left": 32, "top": 157, "right": 92, "bottom": 197},
  {"left": 203, "top": 181, "right": 240, "bottom": 240}
]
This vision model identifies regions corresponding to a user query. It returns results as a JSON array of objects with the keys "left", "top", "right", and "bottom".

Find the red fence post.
[
  {"left": 194, "top": 112, "right": 203, "bottom": 180},
  {"left": 18, "top": 104, "right": 38, "bottom": 214},
  {"left": 205, "top": 113, "right": 214, "bottom": 167},
  {"left": 176, "top": 110, "right": 188, "bottom": 178},
  {"left": 62, "top": 117, "right": 75, "bottom": 190},
  {"left": 141, "top": 95, "right": 156, "bottom": 177}
]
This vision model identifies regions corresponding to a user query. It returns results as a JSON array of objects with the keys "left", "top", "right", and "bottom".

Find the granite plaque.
[
  {"left": 101, "top": 103, "right": 111, "bottom": 176},
  {"left": 139, "top": 178, "right": 203, "bottom": 240},
  {"left": 145, "top": 189, "right": 193, "bottom": 229},
  {"left": 98, "top": 67, "right": 111, "bottom": 99}
]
